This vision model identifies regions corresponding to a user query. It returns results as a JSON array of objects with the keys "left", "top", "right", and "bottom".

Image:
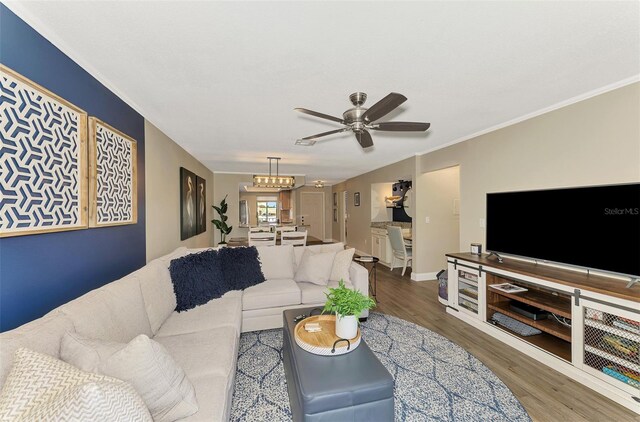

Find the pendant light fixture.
[{"left": 253, "top": 157, "right": 295, "bottom": 189}]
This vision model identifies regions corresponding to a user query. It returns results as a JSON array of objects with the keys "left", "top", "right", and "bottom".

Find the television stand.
[{"left": 445, "top": 252, "right": 640, "bottom": 414}]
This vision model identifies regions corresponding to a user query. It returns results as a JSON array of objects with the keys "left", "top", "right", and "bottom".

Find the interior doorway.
[{"left": 300, "top": 192, "right": 325, "bottom": 240}]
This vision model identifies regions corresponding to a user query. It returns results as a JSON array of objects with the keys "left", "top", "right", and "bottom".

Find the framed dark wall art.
[
  {"left": 354, "top": 192, "right": 361, "bottom": 207},
  {"left": 196, "top": 176, "right": 207, "bottom": 234},
  {"left": 180, "top": 167, "right": 197, "bottom": 240},
  {"left": 88, "top": 117, "right": 138, "bottom": 227},
  {"left": 0, "top": 65, "right": 88, "bottom": 237}
]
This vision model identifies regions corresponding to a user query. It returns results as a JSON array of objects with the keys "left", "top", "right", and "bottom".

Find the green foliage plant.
[
  {"left": 212, "top": 194, "right": 232, "bottom": 244},
  {"left": 323, "top": 280, "right": 376, "bottom": 318}
]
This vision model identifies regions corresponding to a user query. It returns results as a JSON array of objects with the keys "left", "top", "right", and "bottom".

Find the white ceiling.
[{"left": 7, "top": 1, "right": 639, "bottom": 185}]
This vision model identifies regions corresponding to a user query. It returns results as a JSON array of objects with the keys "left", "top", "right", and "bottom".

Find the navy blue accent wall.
[{"left": 0, "top": 5, "right": 146, "bottom": 331}]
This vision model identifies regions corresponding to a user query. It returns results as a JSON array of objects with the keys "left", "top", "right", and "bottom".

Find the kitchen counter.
[{"left": 370, "top": 221, "right": 412, "bottom": 229}]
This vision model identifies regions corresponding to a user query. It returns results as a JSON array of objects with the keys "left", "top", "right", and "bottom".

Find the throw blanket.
[{"left": 169, "top": 247, "right": 265, "bottom": 312}]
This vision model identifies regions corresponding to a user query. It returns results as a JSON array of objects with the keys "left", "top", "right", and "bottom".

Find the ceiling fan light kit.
[
  {"left": 295, "top": 92, "right": 431, "bottom": 149},
  {"left": 253, "top": 157, "right": 295, "bottom": 189}
]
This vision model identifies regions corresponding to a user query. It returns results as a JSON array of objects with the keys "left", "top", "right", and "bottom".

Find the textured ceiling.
[{"left": 6, "top": 1, "right": 639, "bottom": 184}]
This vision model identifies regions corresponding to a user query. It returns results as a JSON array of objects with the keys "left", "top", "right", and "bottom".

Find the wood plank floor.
[{"left": 372, "top": 265, "right": 640, "bottom": 422}]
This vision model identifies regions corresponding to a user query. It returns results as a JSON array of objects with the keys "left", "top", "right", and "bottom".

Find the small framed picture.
[
  {"left": 354, "top": 192, "right": 360, "bottom": 207},
  {"left": 333, "top": 208, "right": 337, "bottom": 222},
  {"left": 333, "top": 192, "right": 337, "bottom": 207}
]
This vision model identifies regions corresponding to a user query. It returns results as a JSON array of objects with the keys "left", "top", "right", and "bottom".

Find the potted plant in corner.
[
  {"left": 212, "top": 194, "right": 233, "bottom": 246},
  {"left": 323, "top": 280, "right": 376, "bottom": 339}
]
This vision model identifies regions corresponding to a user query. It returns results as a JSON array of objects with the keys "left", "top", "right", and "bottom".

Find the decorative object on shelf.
[
  {"left": 195, "top": 176, "right": 206, "bottom": 234},
  {"left": 354, "top": 192, "right": 361, "bottom": 207},
  {"left": 323, "top": 280, "right": 376, "bottom": 339},
  {"left": 470, "top": 243, "right": 482, "bottom": 255},
  {"left": 89, "top": 118, "right": 137, "bottom": 227},
  {"left": 212, "top": 194, "right": 233, "bottom": 245},
  {"left": 491, "top": 283, "right": 528, "bottom": 293},
  {"left": 0, "top": 65, "right": 88, "bottom": 237},
  {"left": 180, "top": 167, "right": 197, "bottom": 240},
  {"left": 253, "top": 157, "right": 295, "bottom": 189}
]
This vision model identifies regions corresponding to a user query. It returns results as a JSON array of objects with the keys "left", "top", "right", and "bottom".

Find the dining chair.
[
  {"left": 280, "top": 231, "right": 308, "bottom": 246},
  {"left": 387, "top": 226, "right": 413, "bottom": 276},
  {"left": 248, "top": 231, "right": 276, "bottom": 246}
]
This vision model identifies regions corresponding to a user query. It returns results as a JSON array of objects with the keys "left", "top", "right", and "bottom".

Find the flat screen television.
[{"left": 486, "top": 183, "right": 640, "bottom": 277}]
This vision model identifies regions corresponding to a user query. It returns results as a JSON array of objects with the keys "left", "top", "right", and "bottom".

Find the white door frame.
[
  {"left": 300, "top": 191, "right": 325, "bottom": 241},
  {"left": 341, "top": 191, "right": 347, "bottom": 243}
]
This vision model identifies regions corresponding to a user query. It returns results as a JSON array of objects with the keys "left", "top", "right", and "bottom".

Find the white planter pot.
[{"left": 335, "top": 314, "right": 358, "bottom": 339}]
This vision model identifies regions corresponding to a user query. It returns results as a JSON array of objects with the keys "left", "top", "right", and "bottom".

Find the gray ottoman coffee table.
[{"left": 282, "top": 308, "right": 394, "bottom": 422}]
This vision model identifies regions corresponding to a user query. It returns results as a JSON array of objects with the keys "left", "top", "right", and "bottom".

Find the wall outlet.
[{"left": 425, "top": 216, "right": 430, "bottom": 223}]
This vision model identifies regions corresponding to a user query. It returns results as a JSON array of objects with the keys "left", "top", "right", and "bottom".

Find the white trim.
[
  {"left": 411, "top": 271, "right": 438, "bottom": 281},
  {"left": 414, "top": 75, "right": 640, "bottom": 158}
]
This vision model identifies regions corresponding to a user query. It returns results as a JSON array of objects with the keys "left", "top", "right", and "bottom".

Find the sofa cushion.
[
  {"left": 169, "top": 250, "right": 225, "bottom": 312},
  {"left": 298, "top": 280, "right": 355, "bottom": 304},
  {"left": 218, "top": 246, "right": 265, "bottom": 290},
  {"left": 155, "top": 295, "right": 242, "bottom": 337},
  {"left": 293, "top": 242, "right": 345, "bottom": 268},
  {"left": 256, "top": 245, "right": 295, "bottom": 279},
  {"left": 0, "top": 312, "right": 75, "bottom": 386},
  {"left": 294, "top": 250, "right": 337, "bottom": 285},
  {"left": 139, "top": 248, "right": 190, "bottom": 334},
  {"left": 330, "top": 248, "right": 356, "bottom": 283},
  {"left": 242, "top": 278, "right": 300, "bottom": 311},
  {"left": 154, "top": 326, "right": 238, "bottom": 380},
  {"left": 61, "top": 333, "right": 198, "bottom": 422},
  {"left": 181, "top": 375, "right": 232, "bottom": 422},
  {"left": 58, "top": 273, "right": 153, "bottom": 343},
  {"left": 0, "top": 348, "right": 150, "bottom": 421}
]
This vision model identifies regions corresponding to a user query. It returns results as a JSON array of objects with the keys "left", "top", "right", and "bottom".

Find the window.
[{"left": 257, "top": 201, "right": 278, "bottom": 224}]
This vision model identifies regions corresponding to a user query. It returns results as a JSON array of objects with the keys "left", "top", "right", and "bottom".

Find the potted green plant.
[
  {"left": 323, "top": 280, "right": 376, "bottom": 339},
  {"left": 212, "top": 194, "right": 232, "bottom": 245}
]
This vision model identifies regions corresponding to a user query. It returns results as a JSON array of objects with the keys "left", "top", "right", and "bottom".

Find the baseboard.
[
  {"left": 411, "top": 271, "right": 438, "bottom": 281},
  {"left": 354, "top": 249, "right": 369, "bottom": 257}
]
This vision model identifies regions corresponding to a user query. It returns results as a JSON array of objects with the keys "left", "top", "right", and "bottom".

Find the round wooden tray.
[{"left": 294, "top": 314, "right": 361, "bottom": 356}]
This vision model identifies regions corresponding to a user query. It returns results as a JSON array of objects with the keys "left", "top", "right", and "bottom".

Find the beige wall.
[
  {"left": 332, "top": 156, "right": 416, "bottom": 254},
  {"left": 414, "top": 82, "right": 640, "bottom": 274},
  {"left": 416, "top": 166, "right": 460, "bottom": 274},
  {"left": 145, "top": 121, "right": 214, "bottom": 261}
]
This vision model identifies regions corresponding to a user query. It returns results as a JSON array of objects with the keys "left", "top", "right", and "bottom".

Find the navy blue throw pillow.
[
  {"left": 217, "top": 246, "right": 265, "bottom": 290},
  {"left": 169, "top": 250, "right": 223, "bottom": 312}
]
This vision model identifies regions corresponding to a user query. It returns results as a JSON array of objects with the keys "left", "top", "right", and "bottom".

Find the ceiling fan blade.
[
  {"left": 355, "top": 130, "right": 374, "bottom": 148},
  {"left": 361, "top": 92, "right": 407, "bottom": 123},
  {"left": 302, "top": 128, "right": 349, "bottom": 140},
  {"left": 294, "top": 108, "right": 344, "bottom": 124},
  {"left": 371, "top": 122, "right": 431, "bottom": 132}
]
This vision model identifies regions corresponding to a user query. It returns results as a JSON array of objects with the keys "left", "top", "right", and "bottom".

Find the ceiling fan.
[{"left": 295, "top": 92, "right": 430, "bottom": 149}]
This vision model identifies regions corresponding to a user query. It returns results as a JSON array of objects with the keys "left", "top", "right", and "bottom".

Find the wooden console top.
[{"left": 446, "top": 252, "right": 640, "bottom": 303}]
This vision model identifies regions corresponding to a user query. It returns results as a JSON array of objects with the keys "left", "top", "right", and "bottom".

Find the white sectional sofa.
[{"left": 0, "top": 243, "right": 369, "bottom": 421}]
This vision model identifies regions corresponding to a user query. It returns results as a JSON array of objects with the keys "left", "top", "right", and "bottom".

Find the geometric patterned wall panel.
[
  {"left": 0, "top": 65, "right": 88, "bottom": 237},
  {"left": 88, "top": 117, "right": 137, "bottom": 227}
]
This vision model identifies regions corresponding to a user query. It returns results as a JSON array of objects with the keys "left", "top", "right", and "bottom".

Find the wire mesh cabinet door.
[{"left": 578, "top": 297, "right": 640, "bottom": 403}]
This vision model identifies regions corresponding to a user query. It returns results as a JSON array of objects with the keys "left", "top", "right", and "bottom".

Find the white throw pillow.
[
  {"left": 330, "top": 248, "right": 355, "bottom": 283},
  {"left": 61, "top": 332, "right": 198, "bottom": 422},
  {"left": 0, "top": 348, "right": 151, "bottom": 421},
  {"left": 256, "top": 245, "right": 295, "bottom": 279},
  {"left": 294, "top": 250, "right": 337, "bottom": 285}
]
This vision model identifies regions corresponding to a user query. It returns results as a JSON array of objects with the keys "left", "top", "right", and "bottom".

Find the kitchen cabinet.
[{"left": 371, "top": 228, "right": 392, "bottom": 267}]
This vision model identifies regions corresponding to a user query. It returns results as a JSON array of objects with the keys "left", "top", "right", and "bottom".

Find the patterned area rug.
[{"left": 231, "top": 312, "right": 531, "bottom": 421}]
